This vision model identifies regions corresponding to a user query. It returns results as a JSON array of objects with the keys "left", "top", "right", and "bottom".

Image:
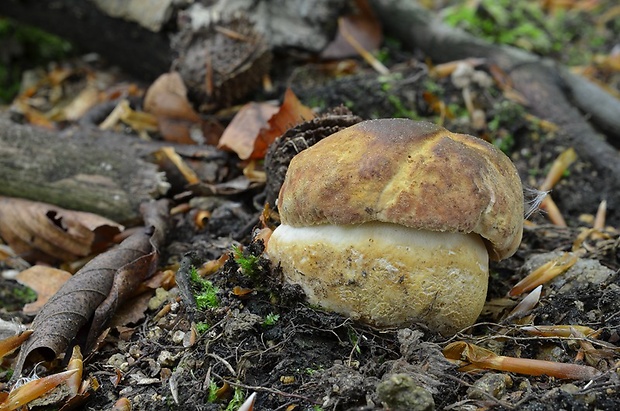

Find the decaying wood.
[
  {"left": 0, "top": 113, "right": 165, "bottom": 223},
  {"left": 369, "top": 0, "right": 620, "bottom": 189},
  {"left": 0, "top": 0, "right": 346, "bottom": 81}
]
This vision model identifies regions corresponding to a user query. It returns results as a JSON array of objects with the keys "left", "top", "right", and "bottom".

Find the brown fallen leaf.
[
  {"left": 218, "top": 88, "right": 315, "bottom": 160},
  {"left": 254, "top": 89, "right": 315, "bottom": 159},
  {"left": 0, "top": 197, "right": 124, "bottom": 264},
  {"left": 144, "top": 72, "right": 223, "bottom": 145},
  {"left": 320, "top": 0, "right": 383, "bottom": 60},
  {"left": 217, "top": 101, "right": 279, "bottom": 160},
  {"left": 15, "top": 266, "right": 73, "bottom": 315},
  {"left": 11, "top": 200, "right": 169, "bottom": 379}
]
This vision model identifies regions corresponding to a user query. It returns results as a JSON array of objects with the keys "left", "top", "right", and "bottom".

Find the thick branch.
[{"left": 0, "top": 114, "right": 165, "bottom": 223}]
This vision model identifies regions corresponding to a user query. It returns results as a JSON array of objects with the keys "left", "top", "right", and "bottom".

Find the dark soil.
[{"left": 2, "top": 31, "right": 620, "bottom": 411}]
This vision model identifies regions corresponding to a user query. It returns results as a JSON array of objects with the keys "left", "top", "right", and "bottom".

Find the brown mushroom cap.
[{"left": 277, "top": 118, "right": 524, "bottom": 261}]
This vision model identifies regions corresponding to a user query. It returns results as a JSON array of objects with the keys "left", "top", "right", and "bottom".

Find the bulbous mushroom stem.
[{"left": 268, "top": 221, "right": 489, "bottom": 335}]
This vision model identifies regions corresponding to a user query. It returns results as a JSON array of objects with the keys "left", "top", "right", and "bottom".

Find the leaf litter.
[{"left": 11, "top": 199, "right": 169, "bottom": 378}]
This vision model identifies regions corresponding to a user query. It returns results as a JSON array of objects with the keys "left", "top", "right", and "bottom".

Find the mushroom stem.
[{"left": 269, "top": 222, "right": 489, "bottom": 334}]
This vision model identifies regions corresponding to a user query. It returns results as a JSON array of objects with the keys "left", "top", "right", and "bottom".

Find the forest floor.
[{"left": 1, "top": 2, "right": 620, "bottom": 410}]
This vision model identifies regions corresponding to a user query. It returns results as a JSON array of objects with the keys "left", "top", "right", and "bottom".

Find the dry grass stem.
[{"left": 444, "top": 342, "right": 601, "bottom": 380}]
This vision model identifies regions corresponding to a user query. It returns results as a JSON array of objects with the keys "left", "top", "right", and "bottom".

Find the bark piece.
[{"left": 11, "top": 200, "right": 170, "bottom": 379}]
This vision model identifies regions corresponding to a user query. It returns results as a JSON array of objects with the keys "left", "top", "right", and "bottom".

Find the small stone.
[
  {"left": 146, "top": 326, "right": 163, "bottom": 341},
  {"left": 172, "top": 330, "right": 185, "bottom": 344},
  {"left": 467, "top": 373, "right": 512, "bottom": 400},
  {"left": 128, "top": 344, "right": 142, "bottom": 358},
  {"left": 376, "top": 373, "right": 435, "bottom": 411},
  {"left": 148, "top": 288, "right": 170, "bottom": 310},
  {"left": 158, "top": 350, "right": 178, "bottom": 367},
  {"left": 107, "top": 353, "right": 127, "bottom": 368}
]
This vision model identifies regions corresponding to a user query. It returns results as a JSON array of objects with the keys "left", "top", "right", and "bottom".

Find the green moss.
[
  {"left": 0, "top": 18, "right": 73, "bottom": 103},
  {"left": 207, "top": 380, "right": 218, "bottom": 402},
  {"left": 190, "top": 266, "right": 219, "bottom": 310},
  {"left": 224, "top": 387, "right": 245, "bottom": 411},
  {"left": 12, "top": 285, "right": 37, "bottom": 303},
  {"left": 262, "top": 313, "right": 280, "bottom": 327},
  {"left": 195, "top": 321, "right": 210, "bottom": 334},
  {"left": 442, "top": 0, "right": 615, "bottom": 66},
  {"left": 443, "top": 0, "right": 552, "bottom": 53},
  {"left": 232, "top": 245, "right": 260, "bottom": 277},
  {"left": 387, "top": 94, "right": 419, "bottom": 120}
]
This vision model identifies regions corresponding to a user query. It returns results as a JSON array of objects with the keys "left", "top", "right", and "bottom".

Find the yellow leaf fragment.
[
  {"left": 110, "top": 397, "right": 132, "bottom": 411},
  {"left": 540, "top": 148, "right": 577, "bottom": 192},
  {"left": 509, "top": 253, "right": 578, "bottom": 297},
  {"left": 0, "top": 369, "right": 77, "bottom": 411},
  {"left": 0, "top": 330, "right": 33, "bottom": 360},
  {"left": 66, "top": 346, "right": 84, "bottom": 396}
]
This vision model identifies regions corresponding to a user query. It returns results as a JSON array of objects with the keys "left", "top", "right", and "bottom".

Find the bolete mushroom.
[{"left": 267, "top": 119, "right": 524, "bottom": 335}]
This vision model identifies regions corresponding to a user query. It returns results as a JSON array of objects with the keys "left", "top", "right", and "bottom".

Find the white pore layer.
[{"left": 267, "top": 222, "right": 489, "bottom": 335}]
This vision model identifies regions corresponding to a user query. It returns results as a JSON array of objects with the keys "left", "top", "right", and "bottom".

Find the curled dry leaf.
[
  {"left": 11, "top": 200, "right": 169, "bottom": 379},
  {"left": 144, "top": 72, "right": 222, "bottom": 145},
  {"left": 15, "top": 266, "right": 72, "bottom": 315},
  {"left": 0, "top": 197, "right": 124, "bottom": 264}
]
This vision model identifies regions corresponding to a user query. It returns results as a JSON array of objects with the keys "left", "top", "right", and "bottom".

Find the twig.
[{"left": 211, "top": 372, "right": 320, "bottom": 404}]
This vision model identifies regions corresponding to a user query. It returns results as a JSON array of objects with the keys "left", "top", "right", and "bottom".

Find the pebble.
[{"left": 376, "top": 373, "right": 435, "bottom": 411}]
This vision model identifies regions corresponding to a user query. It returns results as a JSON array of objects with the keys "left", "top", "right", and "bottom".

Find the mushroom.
[{"left": 267, "top": 119, "right": 524, "bottom": 335}]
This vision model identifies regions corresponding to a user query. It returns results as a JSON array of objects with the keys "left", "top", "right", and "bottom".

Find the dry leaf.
[
  {"left": 153, "top": 147, "right": 201, "bottom": 186},
  {"left": 0, "top": 369, "right": 77, "bottom": 411},
  {"left": 0, "top": 330, "right": 33, "bottom": 360},
  {"left": 12, "top": 200, "right": 169, "bottom": 378},
  {"left": 217, "top": 102, "right": 279, "bottom": 160},
  {"left": 253, "top": 89, "right": 315, "bottom": 159},
  {"left": 321, "top": 0, "right": 382, "bottom": 59},
  {"left": 0, "top": 197, "right": 124, "bottom": 264},
  {"left": 59, "top": 86, "right": 100, "bottom": 122},
  {"left": 144, "top": 72, "right": 222, "bottom": 144},
  {"left": 15, "top": 266, "right": 72, "bottom": 315},
  {"left": 218, "top": 89, "right": 315, "bottom": 160},
  {"left": 443, "top": 341, "right": 601, "bottom": 380}
]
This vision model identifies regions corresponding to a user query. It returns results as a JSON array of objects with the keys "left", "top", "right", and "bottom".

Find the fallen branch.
[{"left": 369, "top": 0, "right": 620, "bottom": 195}]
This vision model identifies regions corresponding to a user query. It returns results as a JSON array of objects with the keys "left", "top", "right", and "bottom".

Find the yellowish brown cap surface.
[{"left": 277, "top": 118, "right": 524, "bottom": 260}]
